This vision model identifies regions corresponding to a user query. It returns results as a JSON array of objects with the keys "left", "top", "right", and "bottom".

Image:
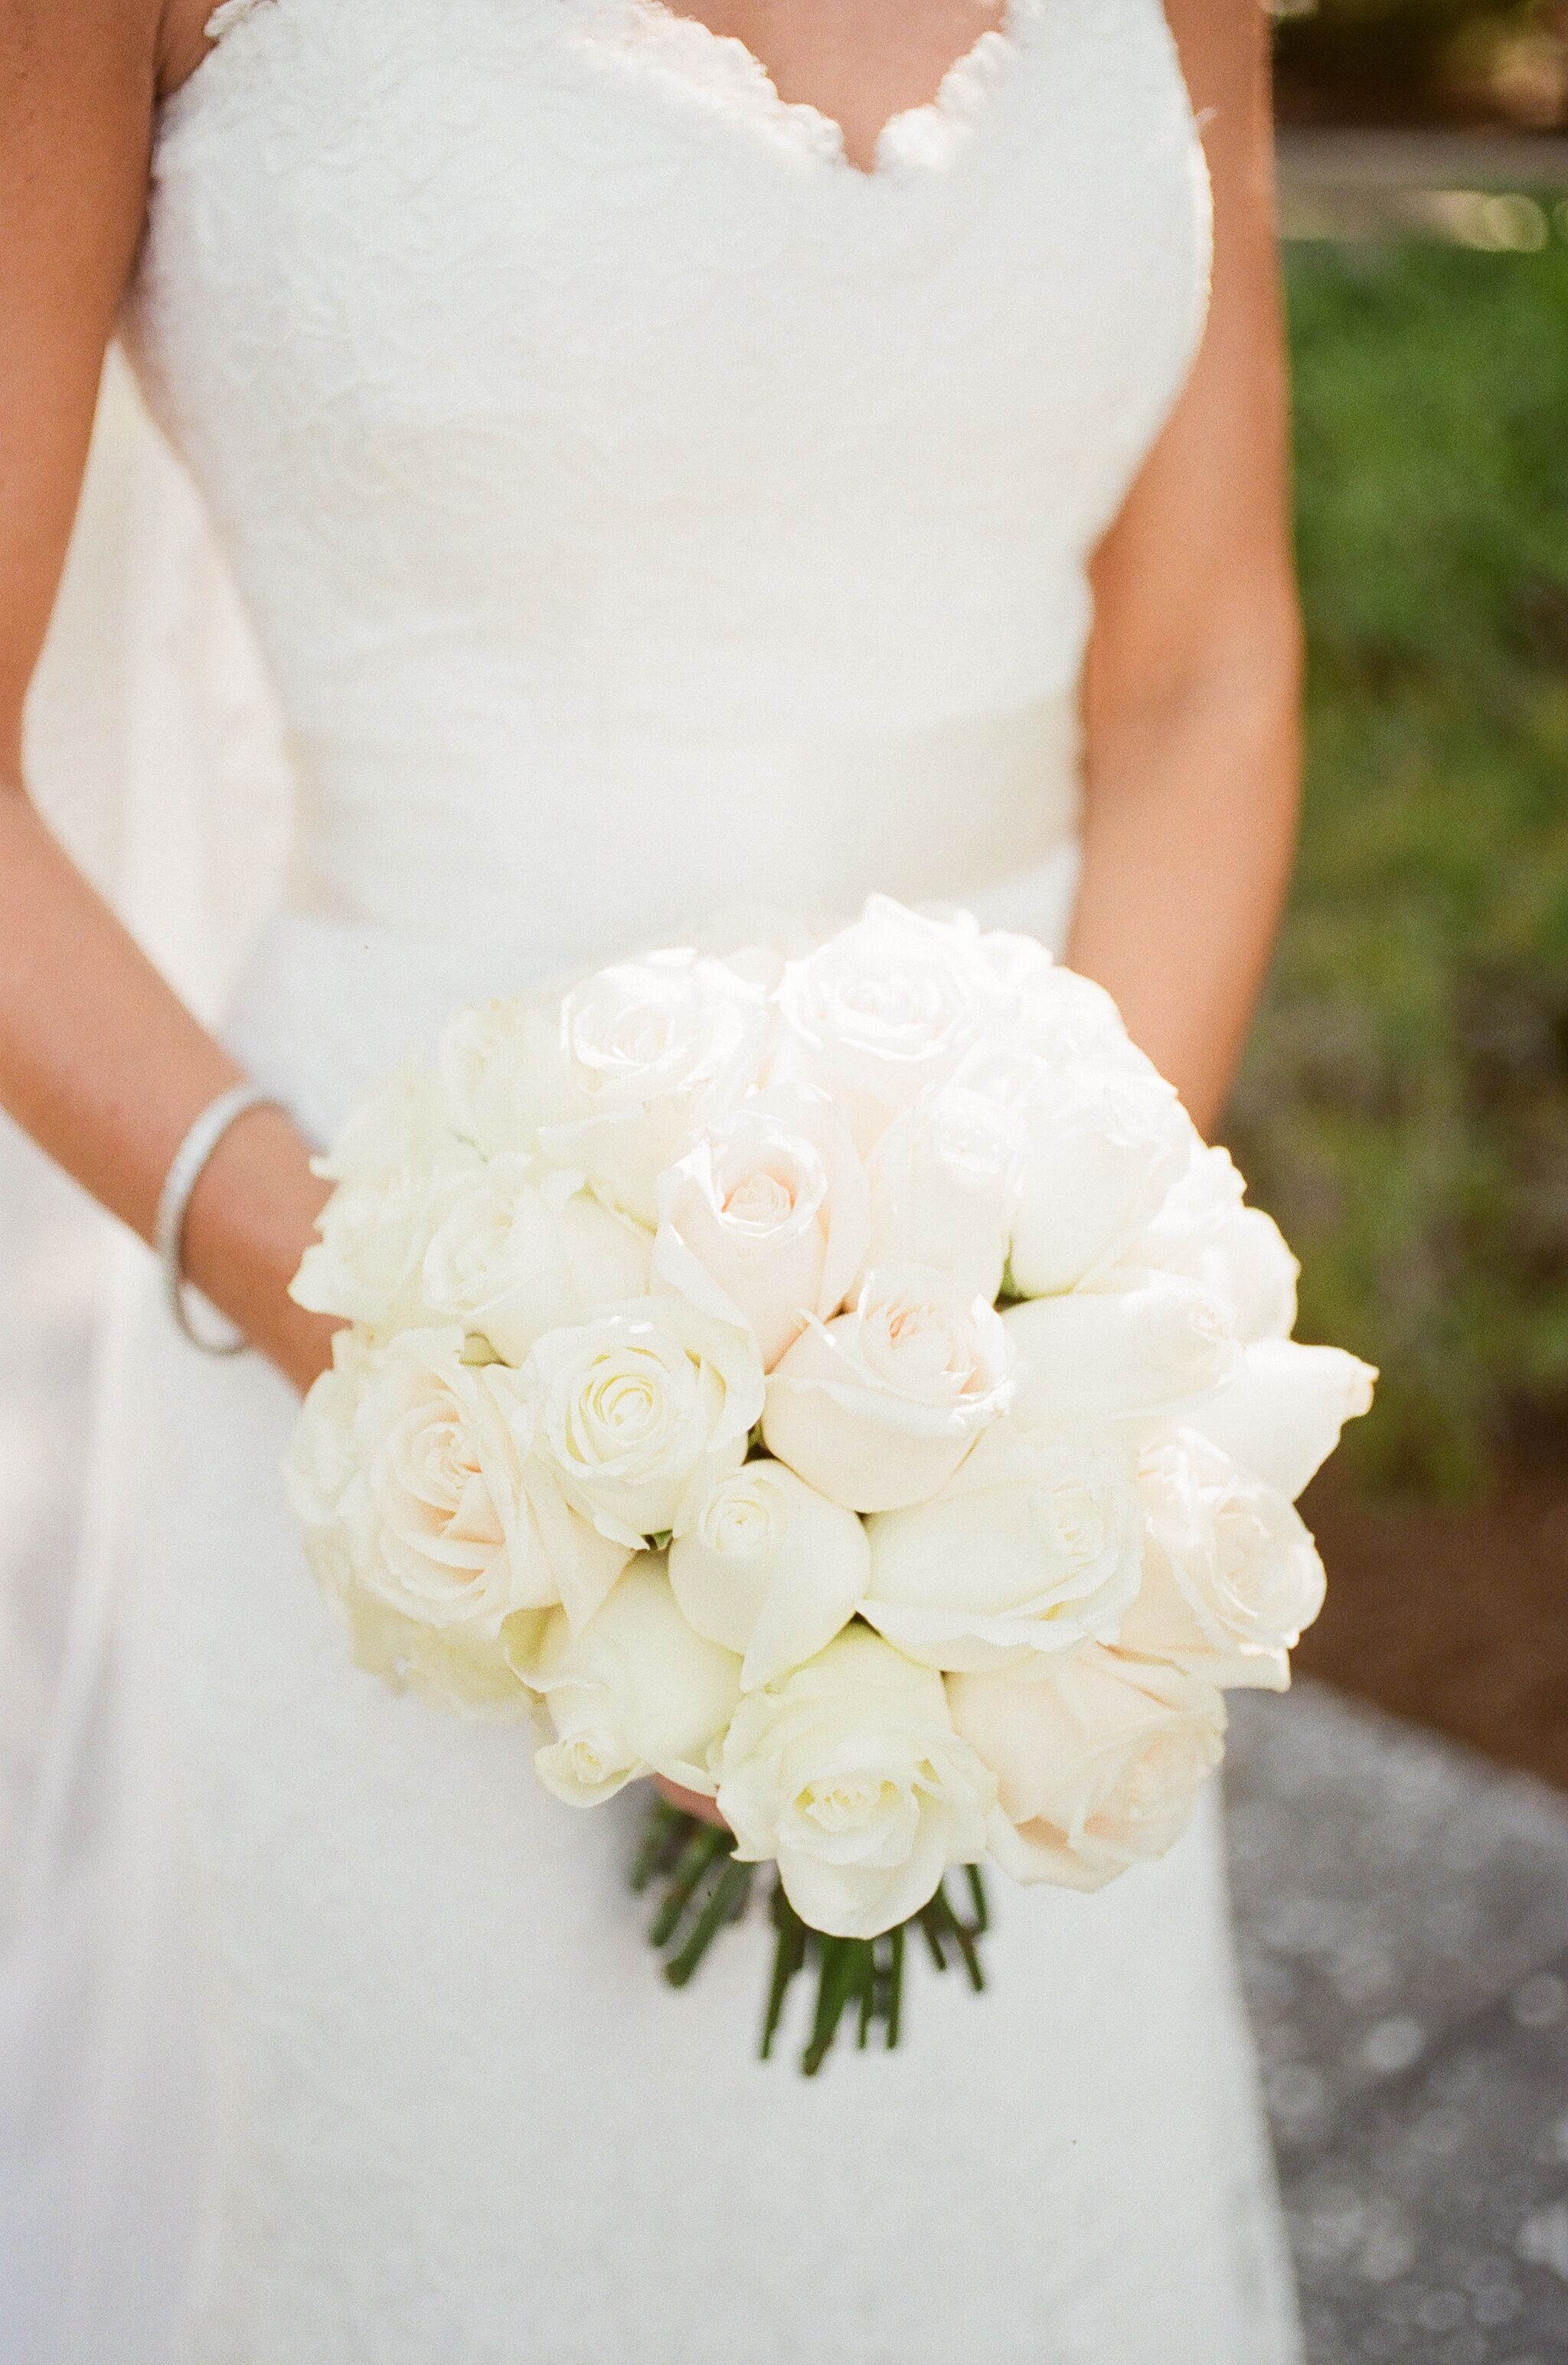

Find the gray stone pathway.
[{"left": 1229, "top": 1683, "right": 1568, "bottom": 2361}]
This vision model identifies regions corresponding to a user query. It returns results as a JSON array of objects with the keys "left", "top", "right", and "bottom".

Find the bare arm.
[
  {"left": 1069, "top": 0, "right": 1300, "bottom": 1137},
  {"left": 0, "top": 0, "right": 335, "bottom": 1390}
]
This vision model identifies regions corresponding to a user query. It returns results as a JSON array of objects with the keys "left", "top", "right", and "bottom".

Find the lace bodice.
[{"left": 125, "top": 0, "right": 1208, "bottom": 954}]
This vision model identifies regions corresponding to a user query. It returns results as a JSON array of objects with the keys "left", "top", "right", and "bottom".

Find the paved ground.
[
  {"left": 5, "top": 1115, "right": 1568, "bottom": 2358},
  {"left": 1230, "top": 1684, "right": 1568, "bottom": 2363},
  {"left": 1278, "top": 126, "right": 1568, "bottom": 242}
]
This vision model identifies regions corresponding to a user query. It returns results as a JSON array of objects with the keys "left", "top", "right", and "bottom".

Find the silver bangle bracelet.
[{"left": 154, "top": 1083, "right": 286, "bottom": 1354}]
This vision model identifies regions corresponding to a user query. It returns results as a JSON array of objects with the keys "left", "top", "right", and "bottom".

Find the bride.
[{"left": 1, "top": 2, "right": 1306, "bottom": 2358}]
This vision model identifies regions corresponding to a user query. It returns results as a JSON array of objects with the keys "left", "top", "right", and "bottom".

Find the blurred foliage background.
[
  {"left": 1240, "top": 18, "right": 1568, "bottom": 1492},
  {"left": 1274, "top": 0, "right": 1568, "bottom": 128}
]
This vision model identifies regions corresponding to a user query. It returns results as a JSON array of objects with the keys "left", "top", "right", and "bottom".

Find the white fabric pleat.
[{"left": 0, "top": 354, "right": 289, "bottom": 2365}]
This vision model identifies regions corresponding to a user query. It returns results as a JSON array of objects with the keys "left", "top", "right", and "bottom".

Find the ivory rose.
[
  {"left": 1116, "top": 1430, "right": 1326, "bottom": 1691},
  {"left": 1004, "top": 1277, "right": 1239, "bottom": 1431},
  {"left": 439, "top": 994, "right": 573, "bottom": 1157},
  {"left": 537, "top": 951, "right": 771, "bottom": 1222},
  {"left": 292, "top": 1326, "right": 632, "bottom": 1635},
  {"left": 310, "top": 1050, "right": 456, "bottom": 1185},
  {"left": 773, "top": 897, "right": 1009, "bottom": 1149},
  {"left": 422, "top": 1155, "right": 652, "bottom": 1365},
  {"left": 290, "top": 1143, "right": 481, "bottom": 1332},
  {"left": 949, "top": 1648, "right": 1227, "bottom": 1891},
  {"left": 1189, "top": 1336, "right": 1377, "bottom": 1502},
  {"left": 860, "top": 1082, "right": 1021, "bottom": 1305},
  {"left": 652, "top": 1087, "right": 868, "bottom": 1370},
  {"left": 524, "top": 1558, "right": 743, "bottom": 1805},
  {"left": 861, "top": 1420, "right": 1143, "bottom": 1672},
  {"left": 988, "top": 948, "right": 1150, "bottom": 1071},
  {"left": 284, "top": 1331, "right": 572, "bottom": 1717},
  {"left": 688, "top": 904, "right": 822, "bottom": 993},
  {"left": 999, "top": 1057, "right": 1197, "bottom": 1298},
  {"left": 1128, "top": 1144, "right": 1299, "bottom": 1343},
  {"left": 716, "top": 1626, "right": 995, "bottom": 1939},
  {"left": 335, "top": 1585, "right": 549, "bottom": 1723},
  {"left": 521, "top": 1295, "right": 765, "bottom": 1549},
  {"left": 669, "top": 1459, "right": 870, "bottom": 1690},
  {"left": 763, "top": 1265, "right": 1015, "bottom": 1513}
]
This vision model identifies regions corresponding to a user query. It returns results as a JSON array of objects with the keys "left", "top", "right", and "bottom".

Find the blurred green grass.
[{"left": 1230, "top": 232, "right": 1568, "bottom": 1491}]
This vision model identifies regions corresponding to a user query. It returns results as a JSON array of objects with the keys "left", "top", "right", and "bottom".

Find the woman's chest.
[
  {"left": 141, "top": 0, "right": 1204, "bottom": 430},
  {"left": 129, "top": 0, "right": 1210, "bottom": 679}
]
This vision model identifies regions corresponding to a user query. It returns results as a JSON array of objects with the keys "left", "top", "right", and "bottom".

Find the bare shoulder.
[
  {"left": 0, "top": 0, "right": 182, "bottom": 743},
  {"left": 0, "top": 0, "right": 222, "bottom": 100}
]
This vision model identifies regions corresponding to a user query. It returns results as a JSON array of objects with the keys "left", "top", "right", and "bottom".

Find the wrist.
[{"left": 180, "top": 1099, "right": 338, "bottom": 1389}]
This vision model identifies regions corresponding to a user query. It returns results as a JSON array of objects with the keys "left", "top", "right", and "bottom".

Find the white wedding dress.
[{"left": 22, "top": 1, "right": 1305, "bottom": 2357}]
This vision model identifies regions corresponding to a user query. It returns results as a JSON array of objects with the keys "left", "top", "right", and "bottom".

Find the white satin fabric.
[
  {"left": 5, "top": 2, "right": 1305, "bottom": 2357},
  {"left": 2, "top": 361, "right": 292, "bottom": 2365}
]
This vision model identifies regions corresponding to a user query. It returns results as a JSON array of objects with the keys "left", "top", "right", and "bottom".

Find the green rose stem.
[
  {"left": 628, "top": 1796, "right": 692, "bottom": 1894},
  {"left": 760, "top": 1880, "right": 808, "bottom": 2061},
  {"left": 646, "top": 1823, "right": 731, "bottom": 1950},
  {"left": 629, "top": 1795, "right": 991, "bottom": 2073},
  {"left": 917, "top": 1900, "right": 950, "bottom": 1973},
  {"left": 665, "top": 1857, "right": 753, "bottom": 1989},
  {"left": 856, "top": 1943, "right": 877, "bottom": 2050},
  {"left": 885, "top": 1922, "right": 906, "bottom": 2049},
  {"left": 925, "top": 1883, "right": 986, "bottom": 1993}
]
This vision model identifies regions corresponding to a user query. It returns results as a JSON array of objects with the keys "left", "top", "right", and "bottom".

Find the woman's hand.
[
  {"left": 655, "top": 1775, "right": 729, "bottom": 1830},
  {"left": 181, "top": 1096, "right": 342, "bottom": 1393}
]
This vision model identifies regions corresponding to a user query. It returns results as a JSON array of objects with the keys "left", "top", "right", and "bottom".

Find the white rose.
[
  {"left": 686, "top": 903, "right": 822, "bottom": 993},
  {"left": 525, "top": 1557, "right": 743, "bottom": 1805},
  {"left": 289, "top": 1142, "right": 481, "bottom": 1331},
  {"left": 285, "top": 1333, "right": 554, "bottom": 1719},
  {"left": 310, "top": 1050, "right": 456, "bottom": 1184},
  {"left": 998, "top": 955, "right": 1149, "bottom": 1071},
  {"left": 773, "top": 897, "right": 1009, "bottom": 1149},
  {"left": 1004, "top": 1278, "right": 1240, "bottom": 1430},
  {"left": 537, "top": 950, "right": 770, "bottom": 1222},
  {"left": 308, "top": 1327, "right": 630, "bottom": 1631},
  {"left": 763, "top": 1265, "right": 1016, "bottom": 1514},
  {"left": 1187, "top": 1336, "right": 1377, "bottom": 1501},
  {"left": 283, "top": 1325, "right": 374, "bottom": 1534},
  {"left": 559, "top": 949, "right": 766, "bottom": 1112},
  {"left": 439, "top": 993, "right": 576, "bottom": 1158},
  {"left": 341, "top": 1587, "right": 547, "bottom": 1722},
  {"left": 1127, "top": 1145, "right": 1299, "bottom": 1343},
  {"left": 972, "top": 924, "right": 1059, "bottom": 1005},
  {"left": 1116, "top": 1429, "right": 1326, "bottom": 1690},
  {"left": 521, "top": 1295, "right": 765, "bottom": 1549},
  {"left": 669, "top": 1460, "right": 870, "bottom": 1690},
  {"left": 422, "top": 1155, "right": 652, "bottom": 1364},
  {"left": 995, "top": 1056, "right": 1197, "bottom": 1298},
  {"left": 652, "top": 1087, "right": 869, "bottom": 1370},
  {"left": 860, "top": 1082, "right": 1021, "bottom": 1305},
  {"left": 716, "top": 1626, "right": 995, "bottom": 1939},
  {"left": 949, "top": 1647, "right": 1227, "bottom": 1892},
  {"left": 861, "top": 1420, "right": 1143, "bottom": 1672}
]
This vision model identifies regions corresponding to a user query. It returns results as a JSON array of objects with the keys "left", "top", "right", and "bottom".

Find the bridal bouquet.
[{"left": 285, "top": 897, "right": 1374, "bottom": 2070}]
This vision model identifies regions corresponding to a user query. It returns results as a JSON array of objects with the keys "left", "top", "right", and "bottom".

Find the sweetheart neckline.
[
  {"left": 603, "top": 0, "right": 1037, "bottom": 185},
  {"left": 179, "top": 0, "right": 1045, "bottom": 190}
]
